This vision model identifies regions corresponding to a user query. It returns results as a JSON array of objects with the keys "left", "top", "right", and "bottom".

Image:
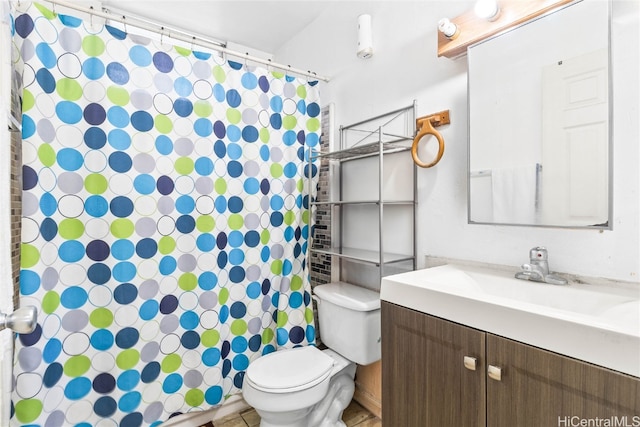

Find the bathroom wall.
[{"left": 275, "top": 0, "right": 640, "bottom": 283}]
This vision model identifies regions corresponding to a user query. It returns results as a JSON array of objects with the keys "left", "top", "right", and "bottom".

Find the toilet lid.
[{"left": 246, "top": 346, "right": 334, "bottom": 393}]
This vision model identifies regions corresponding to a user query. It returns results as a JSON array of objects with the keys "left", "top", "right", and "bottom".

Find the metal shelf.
[
  {"left": 308, "top": 102, "right": 417, "bottom": 285},
  {"left": 311, "top": 140, "right": 412, "bottom": 162},
  {"left": 311, "top": 200, "right": 415, "bottom": 206},
  {"left": 310, "top": 247, "right": 414, "bottom": 266}
]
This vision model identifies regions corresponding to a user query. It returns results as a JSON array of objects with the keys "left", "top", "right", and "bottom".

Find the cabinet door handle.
[
  {"left": 488, "top": 365, "right": 502, "bottom": 381},
  {"left": 463, "top": 356, "right": 477, "bottom": 371}
]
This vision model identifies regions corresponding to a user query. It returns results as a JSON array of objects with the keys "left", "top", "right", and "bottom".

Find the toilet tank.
[{"left": 313, "top": 282, "right": 381, "bottom": 365}]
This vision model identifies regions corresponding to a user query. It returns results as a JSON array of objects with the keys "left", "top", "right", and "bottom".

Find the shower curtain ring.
[
  {"left": 245, "top": 52, "right": 250, "bottom": 69},
  {"left": 191, "top": 36, "right": 196, "bottom": 52},
  {"left": 89, "top": 6, "right": 94, "bottom": 27},
  {"left": 160, "top": 27, "right": 164, "bottom": 45},
  {"left": 122, "top": 15, "right": 127, "bottom": 33}
]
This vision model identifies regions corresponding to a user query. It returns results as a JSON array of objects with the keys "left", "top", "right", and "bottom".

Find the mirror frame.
[{"left": 466, "top": 0, "right": 613, "bottom": 229}]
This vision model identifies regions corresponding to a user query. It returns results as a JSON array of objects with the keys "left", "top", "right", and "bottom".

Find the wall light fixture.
[
  {"left": 438, "top": 0, "right": 573, "bottom": 58},
  {"left": 357, "top": 14, "right": 374, "bottom": 59}
]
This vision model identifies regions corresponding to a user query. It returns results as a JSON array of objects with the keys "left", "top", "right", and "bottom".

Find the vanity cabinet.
[
  {"left": 382, "top": 301, "right": 640, "bottom": 426},
  {"left": 381, "top": 300, "right": 486, "bottom": 425},
  {"left": 487, "top": 334, "right": 640, "bottom": 426}
]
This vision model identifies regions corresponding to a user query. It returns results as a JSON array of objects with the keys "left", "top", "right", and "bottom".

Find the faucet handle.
[{"left": 529, "top": 246, "right": 548, "bottom": 261}]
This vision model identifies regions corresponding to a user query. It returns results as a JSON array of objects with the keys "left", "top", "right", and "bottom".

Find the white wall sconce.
[
  {"left": 438, "top": 18, "right": 460, "bottom": 40},
  {"left": 357, "top": 14, "right": 373, "bottom": 59},
  {"left": 0, "top": 306, "right": 37, "bottom": 333},
  {"left": 474, "top": 0, "right": 500, "bottom": 21}
]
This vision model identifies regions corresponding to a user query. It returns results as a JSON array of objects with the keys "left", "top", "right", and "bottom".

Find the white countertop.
[{"left": 381, "top": 264, "right": 640, "bottom": 377}]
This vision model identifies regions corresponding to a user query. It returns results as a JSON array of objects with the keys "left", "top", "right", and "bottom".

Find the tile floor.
[{"left": 211, "top": 400, "right": 381, "bottom": 427}]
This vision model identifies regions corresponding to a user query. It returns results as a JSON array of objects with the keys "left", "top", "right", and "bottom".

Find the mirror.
[{"left": 468, "top": 0, "right": 611, "bottom": 228}]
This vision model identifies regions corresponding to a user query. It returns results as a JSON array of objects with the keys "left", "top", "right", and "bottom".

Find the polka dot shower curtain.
[{"left": 11, "top": 3, "right": 319, "bottom": 426}]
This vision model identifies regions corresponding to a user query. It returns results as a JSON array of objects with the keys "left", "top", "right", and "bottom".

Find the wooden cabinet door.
[
  {"left": 487, "top": 333, "right": 640, "bottom": 427},
  {"left": 381, "top": 302, "right": 486, "bottom": 426}
]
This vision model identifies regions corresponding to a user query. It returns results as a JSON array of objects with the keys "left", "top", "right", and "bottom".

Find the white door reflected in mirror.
[{"left": 541, "top": 49, "right": 609, "bottom": 227}]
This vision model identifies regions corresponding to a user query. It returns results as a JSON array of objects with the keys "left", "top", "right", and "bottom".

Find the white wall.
[{"left": 275, "top": 0, "right": 640, "bottom": 283}]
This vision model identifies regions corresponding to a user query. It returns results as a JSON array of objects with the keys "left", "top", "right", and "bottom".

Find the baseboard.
[
  {"left": 160, "top": 394, "right": 250, "bottom": 426},
  {"left": 212, "top": 394, "right": 251, "bottom": 421},
  {"left": 353, "top": 387, "right": 382, "bottom": 419}
]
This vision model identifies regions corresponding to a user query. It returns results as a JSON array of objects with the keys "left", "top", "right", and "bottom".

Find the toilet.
[{"left": 243, "top": 282, "right": 381, "bottom": 427}]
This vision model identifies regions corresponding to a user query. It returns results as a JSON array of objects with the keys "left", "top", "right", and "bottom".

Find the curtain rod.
[{"left": 41, "top": 0, "right": 330, "bottom": 82}]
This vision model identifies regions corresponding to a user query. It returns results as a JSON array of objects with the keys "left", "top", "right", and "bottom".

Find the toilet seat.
[{"left": 246, "top": 346, "right": 334, "bottom": 393}]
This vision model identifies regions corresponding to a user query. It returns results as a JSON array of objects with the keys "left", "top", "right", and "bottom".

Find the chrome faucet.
[{"left": 515, "top": 247, "right": 568, "bottom": 285}]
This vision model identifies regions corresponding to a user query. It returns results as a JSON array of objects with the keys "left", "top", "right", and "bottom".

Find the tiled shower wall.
[
  {"left": 309, "top": 105, "right": 333, "bottom": 344},
  {"left": 310, "top": 106, "right": 332, "bottom": 287},
  {"left": 10, "top": 130, "right": 21, "bottom": 306}
]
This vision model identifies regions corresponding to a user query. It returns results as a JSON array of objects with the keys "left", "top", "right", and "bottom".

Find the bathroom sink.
[
  {"left": 381, "top": 263, "right": 640, "bottom": 377},
  {"left": 438, "top": 267, "right": 635, "bottom": 317}
]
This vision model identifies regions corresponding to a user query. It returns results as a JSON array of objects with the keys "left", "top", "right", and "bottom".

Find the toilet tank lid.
[{"left": 314, "top": 282, "right": 380, "bottom": 312}]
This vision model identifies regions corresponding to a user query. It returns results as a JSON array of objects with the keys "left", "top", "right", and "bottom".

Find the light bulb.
[
  {"left": 438, "top": 18, "right": 459, "bottom": 39},
  {"left": 474, "top": 0, "right": 500, "bottom": 21}
]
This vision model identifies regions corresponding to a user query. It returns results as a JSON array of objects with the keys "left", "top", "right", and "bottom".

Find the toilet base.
[
  {"left": 306, "top": 371, "right": 355, "bottom": 427},
  {"left": 257, "top": 407, "right": 314, "bottom": 427},
  {"left": 255, "top": 369, "right": 356, "bottom": 427}
]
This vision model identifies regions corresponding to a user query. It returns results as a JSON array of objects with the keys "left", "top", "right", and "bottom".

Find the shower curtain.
[{"left": 11, "top": 3, "right": 320, "bottom": 426}]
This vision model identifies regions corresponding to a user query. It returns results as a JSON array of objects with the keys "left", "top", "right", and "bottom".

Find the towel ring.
[{"left": 411, "top": 116, "right": 445, "bottom": 168}]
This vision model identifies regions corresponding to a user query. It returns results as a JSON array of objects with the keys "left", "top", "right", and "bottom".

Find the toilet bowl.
[
  {"left": 243, "top": 347, "right": 356, "bottom": 427},
  {"left": 243, "top": 282, "right": 380, "bottom": 427}
]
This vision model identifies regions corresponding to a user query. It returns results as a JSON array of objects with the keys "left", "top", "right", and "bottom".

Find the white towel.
[{"left": 491, "top": 164, "right": 538, "bottom": 224}]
